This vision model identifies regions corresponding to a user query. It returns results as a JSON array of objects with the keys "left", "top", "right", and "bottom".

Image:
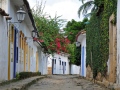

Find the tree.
[
  {"left": 64, "top": 18, "right": 88, "bottom": 43},
  {"left": 78, "top": 0, "right": 104, "bottom": 18},
  {"left": 64, "top": 19, "right": 88, "bottom": 65},
  {"left": 32, "top": 1, "right": 65, "bottom": 54}
]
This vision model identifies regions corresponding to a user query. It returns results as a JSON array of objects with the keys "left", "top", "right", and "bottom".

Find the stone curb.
[
  {"left": 85, "top": 77, "right": 120, "bottom": 90},
  {"left": 0, "top": 76, "right": 46, "bottom": 90},
  {"left": 79, "top": 77, "right": 109, "bottom": 89},
  {"left": 11, "top": 76, "right": 46, "bottom": 90}
]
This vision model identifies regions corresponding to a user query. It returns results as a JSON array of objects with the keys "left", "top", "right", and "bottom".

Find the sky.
[{"left": 28, "top": 0, "right": 83, "bottom": 23}]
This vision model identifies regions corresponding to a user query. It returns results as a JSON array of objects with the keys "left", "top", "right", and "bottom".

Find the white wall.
[
  {"left": 0, "top": 0, "right": 8, "bottom": 11},
  {"left": 52, "top": 53, "right": 70, "bottom": 74},
  {"left": 0, "top": 15, "right": 8, "bottom": 81},
  {"left": 117, "top": 0, "right": 120, "bottom": 84},
  {"left": 80, "top": 36, "right": 86, "bottom": 77},
  {"left": 41, "top": 52, "right": 48, "bottom": 75},
  {"left": 38, "top": 49, "right": 48, "bottom": 75},
  {"left": 70, "top": 64, "right": 80, "bottom": 74},
  {"left": 30, "top": 43, "right": 37, "bottom": 72},
  {"left": 8, "top": 0, "right": 39, "bottom": 73},
  {"left": 0, "top": 0, "right": 46, "bottom": 81},
  {"left": 47, "top": 55, "right": 52, "bottom": 67}
]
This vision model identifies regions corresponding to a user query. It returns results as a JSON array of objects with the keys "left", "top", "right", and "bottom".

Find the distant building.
[{"left": 76, "top": 30, "right": 86, "bottom": 77}]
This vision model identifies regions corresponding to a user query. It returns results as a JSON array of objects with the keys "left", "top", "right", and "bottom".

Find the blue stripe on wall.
[
  {"left": 13, "top": 27, "right": 18, "bottom": 78},
  {"left": 82, "top": 46, "right": 84, "bottom": 76}
]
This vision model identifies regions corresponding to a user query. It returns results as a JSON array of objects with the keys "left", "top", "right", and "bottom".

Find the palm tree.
[
  {"left": 78, "top": 0, "right": 104, "bottom": 18},
  {"left": 78, "top": 0, "right": 96, "bottom": 18}
]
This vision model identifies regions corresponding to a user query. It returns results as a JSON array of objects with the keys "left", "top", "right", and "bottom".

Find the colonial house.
[
  {"left": 52, "top": 53, "right": 70, "bottom": 74},
  {"left": 0, "top": 0, "right": 47, "bottom": 81},
  {"left": 0, "top": 7, "right": 9, "bottom": 82},
  {"left": 76, "top": 30, "right": 86, "bottom": 77},
  {"left": 47, "top": 54, "right": 80, "bottom": 75}
]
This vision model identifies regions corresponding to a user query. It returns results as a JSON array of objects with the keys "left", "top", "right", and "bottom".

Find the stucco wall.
[
  {"left": 30, "top": 43, "right": 37, "bottom": 72},
  {"left": 52, "top": 53, "right": 70, "bottom": 74},
  {"left": 0, "top": 0, "right": 47, "bottom": 81},
  {"left": 8, "top": 0, "right": 39, "bottom": 73},
  {"left": 47, "top": 55, "right": 52, "bottom": 67},
  {"left": 80, "top": 36, "right": 86, "bottom": 77},
  {"left": 0, "top": 0, "right": 7, "bottom": 11},
  {"left": 70, "top": 64, "right": 80, "bottom": 74},
  {"left": 0, "top": 15, "right": 8, "bottom": 82},
  {"left": 38, "top": 48, "right": 48, "bottom": 75}
]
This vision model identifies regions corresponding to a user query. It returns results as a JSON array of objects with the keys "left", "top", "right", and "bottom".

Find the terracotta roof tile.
[
  {"left": 76, "top": 30, "right": 86, "bottom": 41},
  {"left": 0, "top": 8, "right": 9, "bottom": 16}
]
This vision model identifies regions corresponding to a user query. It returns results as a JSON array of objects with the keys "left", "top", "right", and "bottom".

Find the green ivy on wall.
[{"left": 86, "top": 0, "right": 117, "bottom": 78}]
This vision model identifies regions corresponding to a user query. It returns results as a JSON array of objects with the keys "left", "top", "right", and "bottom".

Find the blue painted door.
[
  {"left": 59, "top": 60, "right": 61, "bottom": 74},
  {"left": 63, "top": 62, "right": 65, "bottom": 74},
  {"left": 52, "top": 59, "right": 54, "bottom": 74},
  {"left": 82, "top": 46, "right": 84, "bottom": 76},
  {"left": 13, "top": 27, "right": 18, "bottom": 78}
]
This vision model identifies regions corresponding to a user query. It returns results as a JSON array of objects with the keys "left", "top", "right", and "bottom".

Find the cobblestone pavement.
[
  {"left": 0, "top": 76, "right": 45, "bottom": 90},
  {"left": 28, "top": 75, "right": 109, "bottom": 90}
]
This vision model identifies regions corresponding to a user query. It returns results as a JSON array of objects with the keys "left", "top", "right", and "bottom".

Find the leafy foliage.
[
  {"left": 63, "top": 19, "right": 87, "bottom": 65},
  {"left": 16, "top": 72, "right": 41, "bottom": 79},
  {"left": 67, "top": 44, "right": 76, "bottom": 64},
  {"left": 85, "top": 0, "right": 117, "bottom": 78},
  {"left": 64, "top": 18, "right": 88, "bottom": 43},
  {"left": 78, "top": 0, "right": 94, "bottom": 18},
  {"left": 78, "top": 0, "right": 104, "bottom": 18},
  {"left": 32, "top": 1, "right": 65, "bottom": 54},
  {"left": 75, "top": 46, "right": 81, "bottom": 65}
]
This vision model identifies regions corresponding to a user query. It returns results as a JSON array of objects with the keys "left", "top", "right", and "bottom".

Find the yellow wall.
[{"left": 8, "top": 24, "right": 14, "bottom": 80}]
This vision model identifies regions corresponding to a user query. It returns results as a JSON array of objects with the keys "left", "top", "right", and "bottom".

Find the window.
[
  {"left": 62, "top": 61, "right": 63, "bottom": 65},
  {"left": 60, "top": 60, "right": 61, "bottom": 65},
  {"left": 55, "top": 59, "right": 56, "bottom": 64},
  {"left": 16, "top": 47, "right": 18, "bottom": 63}
]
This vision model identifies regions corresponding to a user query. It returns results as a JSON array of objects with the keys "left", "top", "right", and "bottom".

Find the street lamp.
[
  {"left": 32, "top": 30, "right": 38, "bottom": 38},
  {"left": 16, "top": 8, "right": 26, "bottom": 23},
  {"left": 76, "top": 41, "right": 80, "bottom": 47}
]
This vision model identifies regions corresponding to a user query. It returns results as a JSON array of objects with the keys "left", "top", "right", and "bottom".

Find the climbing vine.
[{"left": 86, "top": 0, "right": 117, "bottom": 78}]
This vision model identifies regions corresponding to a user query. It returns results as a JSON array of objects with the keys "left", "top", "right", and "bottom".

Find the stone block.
[{"left": 102, "top": 77, "right": 110, "bottom": 87}]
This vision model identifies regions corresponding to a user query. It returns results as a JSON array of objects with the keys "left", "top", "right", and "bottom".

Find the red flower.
[
  {"left": 65, "top": 38, "right": 70, "bottom": 44},
  {"left": 33, "top": 37, "right": 37, "bottom": 41},
  {"left": 38, "top": 39, "right": 44, "bottom": 42}
]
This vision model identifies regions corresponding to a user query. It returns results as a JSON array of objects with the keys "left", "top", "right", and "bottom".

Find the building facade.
[
  {"left": 76, "top": 30, "right": 86, "bottom": 77},
  {"left": 0, "top": 0, "right": 47, "bottom": 81},
  {"left": 52, "top": 53, "right": 70, "bottom": 74}
]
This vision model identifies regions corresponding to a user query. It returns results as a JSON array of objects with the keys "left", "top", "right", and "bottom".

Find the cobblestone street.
[{"left": 28, "top": 75, "right": 109, "bottom": 90}]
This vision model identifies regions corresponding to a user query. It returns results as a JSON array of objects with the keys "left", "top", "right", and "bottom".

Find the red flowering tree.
[
  {"left": 32, "top": 1, "right": 72, "bottom": 54},
  {"left": 54, "top": 36, "right": 70, "bottom": 54}
]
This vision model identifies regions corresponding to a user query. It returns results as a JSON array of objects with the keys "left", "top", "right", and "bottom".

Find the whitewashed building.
[
  {"left": 0, "top": 0, "right": 47, "bottom": 81},
  {"left": 52, "top": 53, "right": 70, "bottom": 74},
  {"left": 47, "top": 54, "right": 80, "bottom": 75},
  {"left": 0, "top": 8, "right": 9, "bottom": 82},
  {"left": 76, "top": 30, "right": 86, "bottom": 77}
]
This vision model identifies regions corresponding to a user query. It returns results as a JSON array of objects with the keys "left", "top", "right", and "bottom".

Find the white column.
[{"left": 117, "top": 0, "right": 120, "bottom": 84}]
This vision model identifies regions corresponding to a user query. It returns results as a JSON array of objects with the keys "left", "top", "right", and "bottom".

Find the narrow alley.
[{"left": 28, "top": 75, "right": 109, "bottom": 90}]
